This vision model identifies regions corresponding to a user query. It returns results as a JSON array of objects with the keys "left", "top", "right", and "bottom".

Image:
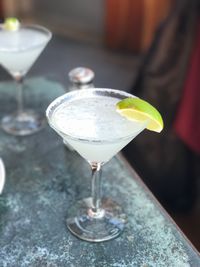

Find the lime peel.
[
  {"left": 116, "top": 97, "right": 164, "bottom": 133},
  {"left": 4, "top": 17, "right": 20, "bottom": 31}
]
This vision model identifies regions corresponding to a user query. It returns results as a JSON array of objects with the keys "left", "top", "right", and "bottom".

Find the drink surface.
[
  {"left": 53, "top": 95, "right": 145, "bottom": 141},
  {"left": 51, "top": 93, "right": 146, "bottom": 163},
  {"left": 0, "top": 27, "right": 49, "bottom": 77}
]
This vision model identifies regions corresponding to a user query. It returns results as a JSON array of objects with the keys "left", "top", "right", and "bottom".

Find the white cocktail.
[
  {"left": 0, "top": 20, "right": 52, "bottom": 135},
  {"left": 51, "top": 92, "right": 146, "bottom": 163},
  {"left": 46, "top": 88, "right": 148, "bottom": 242}
]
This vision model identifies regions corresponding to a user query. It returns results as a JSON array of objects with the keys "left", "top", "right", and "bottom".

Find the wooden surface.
[{"left": 105, "top": 0, "right": 172, "bottom": 52}]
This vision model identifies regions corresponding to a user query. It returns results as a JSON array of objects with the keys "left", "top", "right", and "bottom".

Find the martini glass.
[
  {"left": 46, "top": 88, "right": 147, "bottom": 242},
  {"left": 0, "top": 24, "right": 52, "bottom": 136}
]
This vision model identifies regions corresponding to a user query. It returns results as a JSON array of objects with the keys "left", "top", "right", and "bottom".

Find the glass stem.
[
  {"left": 15, "top": 76, "right": 24, "bottom": 116},
  {"left": 91, "top": 162, "right": 102, "bottom": 214}
]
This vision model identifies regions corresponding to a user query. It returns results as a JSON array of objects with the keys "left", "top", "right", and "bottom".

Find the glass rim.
[
  {"left": 46, "top": 88, "right": 147, "bottom": 144},
  {"left": 0, "top": 24, "right": 52, "bottom": 52}
]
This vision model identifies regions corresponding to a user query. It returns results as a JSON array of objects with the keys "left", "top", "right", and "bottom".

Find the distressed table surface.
[{"left": 0, "top": 78, "right": 199, "bottom": 267}]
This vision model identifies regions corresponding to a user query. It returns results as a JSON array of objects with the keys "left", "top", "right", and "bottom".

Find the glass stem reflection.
[
  {"left": 15, "top": 76, "right": 24, "bottom": 116},
  {"left": 91, "top": 162, "right": 102, "bottom": 215}
]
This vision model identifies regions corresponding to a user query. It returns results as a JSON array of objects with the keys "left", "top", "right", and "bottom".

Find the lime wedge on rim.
[
  {"left": 4, "top": 17, "right": 20, "bottom": 31},
  {"left": 116, "top": 97, "right": 164, "bottom": 133}
]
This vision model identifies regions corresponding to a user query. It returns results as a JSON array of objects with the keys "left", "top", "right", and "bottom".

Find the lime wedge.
[
  {"left": 116, "top": 97, "right": 164, "bottom": 133},
  {"left": 4, "top": 17, "right": 20, "bottom": 31}
]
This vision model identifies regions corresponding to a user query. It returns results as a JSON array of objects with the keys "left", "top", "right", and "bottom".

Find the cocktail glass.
[
  {"left": 46, "top": 88, "right": 147, "bottom": 242},
  {"left": 0, "top": 24, "right": 52, "bottom": 135}
]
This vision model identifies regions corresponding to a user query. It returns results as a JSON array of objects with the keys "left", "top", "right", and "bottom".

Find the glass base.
[
  {"left": 1, "top": 110, "right": 46, "bottom": 136},
  {"left": 66, "top": 197, "right": 127, "bottom": 242}
]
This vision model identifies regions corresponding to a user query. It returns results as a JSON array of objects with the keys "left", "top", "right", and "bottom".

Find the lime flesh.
[{"left": 116, "top": 97, "right": 164, "bottom": 133}]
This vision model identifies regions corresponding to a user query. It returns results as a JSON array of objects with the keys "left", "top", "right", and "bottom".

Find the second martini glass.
[
  {"left": 46, "top": 88, "right": 148, "bottom": 242},
  {"left": 0, "top": 23, "right": 52, "bottom": 136}
]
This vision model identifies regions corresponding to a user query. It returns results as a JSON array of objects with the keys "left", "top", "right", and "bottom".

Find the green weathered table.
[{"left": 0, "top": 78, "right": 199, "bottom": 267}]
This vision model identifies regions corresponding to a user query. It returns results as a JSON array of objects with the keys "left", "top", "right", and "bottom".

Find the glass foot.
[
  {"left": 66, "top": 197, "right": 127, "bottom": 242},
  {"left": 1, "top": 110, "right": 46, "bottom": 136}
]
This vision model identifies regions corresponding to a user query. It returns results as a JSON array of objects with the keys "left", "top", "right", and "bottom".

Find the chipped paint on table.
[{"left": 0, "top": 78, "right": 199, "bottom": 267}]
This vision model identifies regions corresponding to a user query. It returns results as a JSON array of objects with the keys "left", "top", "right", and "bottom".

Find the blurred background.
[{"left": 0, "top": 0, "right": 199, "bottom": 251}]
